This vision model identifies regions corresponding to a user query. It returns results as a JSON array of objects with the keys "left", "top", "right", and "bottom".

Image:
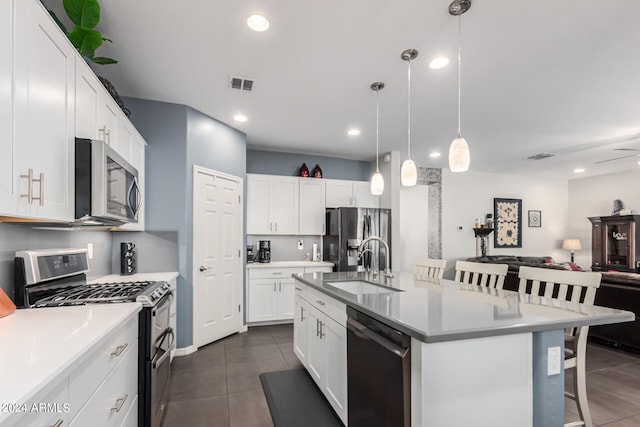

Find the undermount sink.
[{"left": 324, "top": 280, "right": 402, "bottom": 295}]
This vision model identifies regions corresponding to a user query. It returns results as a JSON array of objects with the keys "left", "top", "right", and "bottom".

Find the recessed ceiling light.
[
  {"left": 247, "top": 14, "right": 270, "bottom": 32},
  {"left": 234, "top": 114, "right": 248, "bottom": 122},
  {"left": 429, "top": 57, "right": 450, "bottom": 69},
  {"left": 573, "top": 168, "right": 585, "bottom": 173},
  {"left": 429, "top": 152, "right": 441, "bottom": 158},
  {"left": 347, "top": 129, "right": 360, "bottom": 136}
]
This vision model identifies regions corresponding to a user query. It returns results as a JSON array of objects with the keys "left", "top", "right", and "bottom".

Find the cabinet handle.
[
  {"left": 49, "top": 419, "right": 64, "bottom": 427},
  {"left": 20, "top": 169, "right": 34, "bottom": 204},
  {"left": 33, "top": 173, "right": 44, "bottom": 206},
  {"left": 111, "top": 394, "right": 128, "bottom": 412},
  {"left": 316, "top": 300, "right": 326, "bottom": 306},
  {"left": 273, "top": 282, "right": 276, "bottom": 292},
  {"left": 272, "top": 272, "right": 283, "bottom": 275},
  {"left": 105, "top": 128, "right": 111, "bottom": 144},
  {"left": 319, "top": 321, "right": 325, "bottom": 339},
  {"left": 275, "top": 222, "right": 278, "bottom": 232},
  {"left": 300, "top": 306, "right": 305, "bottom": 321},
  {"left": 295, "top": 286, "right": 302, "bottom": 291},
  {"left": 111, "top": 343, "right": 128, "bottom": 357},
  {"left": 316, "top": 318, "right": 320, "bottom": 337},
  {"left": 279, "top": 282, "right": 282, "bottom": 292},
  {"left": 199, "top": 266, "right": 211, "bottom": 272},
  {"left": 322, "top": 223, "right": 325, "bottom": 234},
  {"left": 269, "top": 222, "right": 273, "bottom": 231}
]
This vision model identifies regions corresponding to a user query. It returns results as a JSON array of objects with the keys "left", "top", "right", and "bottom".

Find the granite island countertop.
[{"left": 293, "top": 271, "right": 635, "bottom": 343}]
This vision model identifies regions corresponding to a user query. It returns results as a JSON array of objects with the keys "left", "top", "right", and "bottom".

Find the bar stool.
[
  {"left": 517, "top": 266, "right": 602, "bottom": 427},
  {"left": 413, "top": 258, "right": 447, "bottom": 280},
  {"left": 454, "top": 260, "right": 508, "bottom": 289}
]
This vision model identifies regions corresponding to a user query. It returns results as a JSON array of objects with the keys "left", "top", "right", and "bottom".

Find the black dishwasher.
[{"left": 346, "top": 306, "right": 411, "bottom": 427}]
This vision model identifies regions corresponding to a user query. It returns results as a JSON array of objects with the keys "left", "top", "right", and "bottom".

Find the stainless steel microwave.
[{"left": 75, "top": 138, "right": 141, "bottom": 225}]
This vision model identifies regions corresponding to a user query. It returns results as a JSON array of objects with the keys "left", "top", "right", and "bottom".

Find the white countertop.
[
  {"left": 0, "top": 303, "right": 141, "bottom": 423},
  {"left": 246, "top": 261, "right": 333, "bottom": 269},
  {"left": 295, "top": 271, "right": 636, "bottom": 343},
  {"left": 89, "top": 271, "right": 179, "bottom": 283}
]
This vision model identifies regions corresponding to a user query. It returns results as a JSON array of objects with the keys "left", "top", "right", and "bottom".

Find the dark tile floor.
[{"left": 163, "top": 324, "right": 640, "bottom": 427}]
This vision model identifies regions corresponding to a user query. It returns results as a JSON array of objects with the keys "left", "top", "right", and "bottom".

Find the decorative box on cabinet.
[
  {"left": 247, "top": 174, "right": 299, "bottom": 235},
  {"left": 325, "top": 179, "right": 378, "bottom": 208},
  {"left": 589, "top": 215, "right": 640, "bottom": 272},
  {"left": 247, "top": 267, "right": 304, "bottom": 322},
  {"left": 12, "top": 0, "right": 75, "bottom": 221}
]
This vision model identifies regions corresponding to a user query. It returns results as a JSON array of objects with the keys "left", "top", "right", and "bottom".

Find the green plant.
[{"left": 49, "top": 0, "right": 117, "bottom": 65}]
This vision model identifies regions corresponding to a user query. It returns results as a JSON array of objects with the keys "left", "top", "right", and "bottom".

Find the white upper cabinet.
[
  {"left": 75, "top": 60, "right": 101, "bottom": 140},
  {"left": 13, "top": 0, "right": 75, "bottom": 220},
  {"left": 325, "top": 179, "right": 379, "bottom": 208},
  {"left": 0, "top": 0, "right": 14, "bottom": 214},
  {"left": 247, "top": 174, "right": 299, "bottom": 235},
  {"left": 299, "top": 178, "right": 326, "bottom": 235}
]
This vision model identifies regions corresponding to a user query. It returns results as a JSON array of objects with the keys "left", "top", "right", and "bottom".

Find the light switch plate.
[
  {"left": 87, "top": 243, "right": 94, "bottom": 259},
  {"left": 547, "top": 346, "right": 562, "bottom": 376},
  {"left": 297, "top": 240, "right": 303, "bottom": 250}
]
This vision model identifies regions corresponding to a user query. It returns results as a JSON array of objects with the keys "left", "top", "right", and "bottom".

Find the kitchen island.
[{"left": 293, "top": 271, "right": 635, "bottom": 427}]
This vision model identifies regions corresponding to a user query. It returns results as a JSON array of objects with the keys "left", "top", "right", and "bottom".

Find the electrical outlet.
[
  {"left": 297, "top": 240, "right": 304, "bottom": 250},
  {"left": 457, "top": 225, "right": 463, "bottom": 232},
  {"left": 87, "top": 243, "right": 94, "bottom": 259},
  {"left": 547, "top": 346, "right": 562, "bottom": 376}
]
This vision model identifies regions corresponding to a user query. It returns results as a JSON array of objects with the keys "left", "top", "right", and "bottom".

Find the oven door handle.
[
  {"left": 153, "top": 348, "right": 171, "bottom": 369},
  {"left": 155, "top": 327, "right": 174, "bottom": 350}
]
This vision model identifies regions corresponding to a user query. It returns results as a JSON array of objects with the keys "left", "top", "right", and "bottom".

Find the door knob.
[{"left": 199, "top": 266, "right": 211, "bottom": 272}]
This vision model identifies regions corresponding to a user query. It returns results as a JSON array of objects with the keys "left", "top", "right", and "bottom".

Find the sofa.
[{"left": 465, "top": 255, "right": 640, "bottom": 353}]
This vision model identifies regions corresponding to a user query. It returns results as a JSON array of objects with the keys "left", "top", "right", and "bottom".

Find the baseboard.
[{"left": 173, "top": 345, "right": 197, "bottom": 357}]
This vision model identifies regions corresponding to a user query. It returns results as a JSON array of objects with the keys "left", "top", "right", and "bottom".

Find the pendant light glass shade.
[
  {"left": 448, "top": 136, "right": 470, "bottom": 172},
  {"left": 370, "top": 82, "right": 385, "bottom": 195},
  {"left": 401, "top": 159, "right": 417, "bottom": 186},
  {"left": 401, "top": 49, "right": 418, "bottom": 187},
  {"left": 371, "top": 171, "right": 384, "bottom": 195},
  {"left": 448, "top": 2, "right": 471, "bottom": 173}
]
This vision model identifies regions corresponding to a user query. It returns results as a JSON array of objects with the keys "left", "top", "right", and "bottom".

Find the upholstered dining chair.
[
  {"left": 454, "top": 260, "right": 508, "bottom": 289},
  {"left": 517, "top": 266, "right": 602, "bottom": 427},
  {"left": 413, "top": 258, "right": 447, "bottom": 280}
]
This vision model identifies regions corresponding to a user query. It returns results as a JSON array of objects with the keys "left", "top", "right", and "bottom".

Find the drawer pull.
[
  {"left": 50, "top": 419, "right": 64, "bottom": 427},
  {"left": 111, "top": 343, "right": 128, "bottom": 357},
  {"left": 316, "top": 300, "right": 326, "bottom": 306},
  {"left": 111, "top": 394, "right": 128, "bottom": 412},
  {"left": 295, "top": 287, "right": 302, "bottom": 291},
  {"left": 272, "top": 272, "right": 283, "bottom": 275}
]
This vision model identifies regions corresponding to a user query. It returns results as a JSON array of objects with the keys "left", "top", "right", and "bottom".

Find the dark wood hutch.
[{"left": 588, "top": 215, "right": 640, "bottom": 273}]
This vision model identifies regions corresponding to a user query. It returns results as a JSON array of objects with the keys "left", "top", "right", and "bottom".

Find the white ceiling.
[{"left": 55, "top": 0, "right": 640, "bottom": 179}]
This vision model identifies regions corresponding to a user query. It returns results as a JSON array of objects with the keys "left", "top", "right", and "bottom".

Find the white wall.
[
  {"left": 398, "top": 185, "right": 430, "bottom": 272},
  {"left": 441, "top": 170, "right": 569, "bottom": 278},
  {"left": 567, "top": 168, "right": 640, "bottom": 269}
]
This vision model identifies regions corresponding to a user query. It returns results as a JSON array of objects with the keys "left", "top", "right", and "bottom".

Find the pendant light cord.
[
  {"left": 457, "top": 14, "right": 462, "bottom": 138},
  {"left": 376, "top": 88, "right": 380, "bottom": 173},
  {"left": 407, "top": 57, "right": 412, "bottom": 159}
]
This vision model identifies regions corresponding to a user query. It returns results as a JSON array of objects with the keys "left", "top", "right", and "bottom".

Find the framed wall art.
[
  {"left": 493, "top": 198, "right": 522, "bottom": 248},
  {"left": 528, "top": 210, "right": 542, "bottom": 228}
]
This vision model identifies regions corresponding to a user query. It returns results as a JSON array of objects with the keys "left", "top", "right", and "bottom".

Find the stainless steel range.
[{"left": 14, "top": 248, "right": 173, "bottom": 427}]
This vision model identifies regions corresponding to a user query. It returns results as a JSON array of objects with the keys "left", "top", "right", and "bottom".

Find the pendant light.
[
  {"left": 401, "top": 49, "right": 418, "bottom": 187},
  {"left": 448, "top": 0, "right": 471, "bottom": 172},
  {"left": 370, "top": 82, "right": 385, "bottom": 195}
]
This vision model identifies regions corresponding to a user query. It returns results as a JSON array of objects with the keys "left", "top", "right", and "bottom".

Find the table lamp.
[{"left": 562, "top": 239, "right": 582, "bottom": 263}]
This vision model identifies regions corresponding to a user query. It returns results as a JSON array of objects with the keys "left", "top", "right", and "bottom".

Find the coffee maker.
[
  {"left": 246, "top": 245, "right": 256, "bottom": 263},
  {"left": 258, "top": 240, "right": 271, "bottom": 263}
]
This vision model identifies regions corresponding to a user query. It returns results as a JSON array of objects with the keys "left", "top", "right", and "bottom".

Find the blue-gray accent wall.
[
  {"left": 247, "top": 149, "right": 371, "bottom": 181},
  {"left": 125, "top": 97, "right": 247, "bottom": 349}
]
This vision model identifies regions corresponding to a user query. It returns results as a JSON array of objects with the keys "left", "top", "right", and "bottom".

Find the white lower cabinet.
[
  {"left": 21, "top": 379, "right": 69, "bottom": 427},
  {"left": 247, "top": 267, "right": 304, "bottom": 322},
  {"left": 295, "top": 284, "right": 348, "bottom": 425}
]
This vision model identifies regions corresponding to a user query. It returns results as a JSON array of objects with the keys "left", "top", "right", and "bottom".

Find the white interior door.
[{"left": 193, "top": 166, "right": 243, "bottom": 348}]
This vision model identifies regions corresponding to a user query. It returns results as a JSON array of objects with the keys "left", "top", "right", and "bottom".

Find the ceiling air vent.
[
  {"left": 526, "top": 152, "right": 557, "bottom": 160},
  {"left": 229, "top": 76, "right": 254, "bottom": 91}
]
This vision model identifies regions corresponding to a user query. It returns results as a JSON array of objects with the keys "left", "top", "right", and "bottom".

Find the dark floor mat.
[{"left": 259, "top": 369, "right": 343, "bottom": 427}]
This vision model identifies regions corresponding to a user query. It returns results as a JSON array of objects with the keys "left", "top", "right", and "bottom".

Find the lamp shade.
[
  {"left": 401, "top": 159, "right": 417, "bottom": 186},
  {"left": 562, "top": 239, "right": 582, "bottom": 251},
  {"left": 448, "top": 137, "right": 470, "bottom": 172},
  {"left": 371, "top": 171, "right": 384, "bottom": 195}
]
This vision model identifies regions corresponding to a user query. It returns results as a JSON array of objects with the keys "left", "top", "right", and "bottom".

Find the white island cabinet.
[
  {"left": 293, "top": 271, "right": 635, "bottom": 427},
  {"left": 0, "top": 0, "right": 13, "bottom": 215},
  {"left": 0, "top": 304, "right": 141, "bottom": 427}
]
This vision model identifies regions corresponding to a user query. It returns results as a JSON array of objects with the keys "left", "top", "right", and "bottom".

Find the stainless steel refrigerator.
[{"left": 323, "top": 207, "right": 392, "bottom": 272}]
